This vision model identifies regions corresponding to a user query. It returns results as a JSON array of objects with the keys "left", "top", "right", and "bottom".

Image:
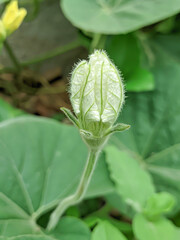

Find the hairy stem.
[
  {"left": 4, "top": 40, "right": 21, "bottom": 72},
  {"left": 47, "top": 149, "right": 100, "bottom": 231}
]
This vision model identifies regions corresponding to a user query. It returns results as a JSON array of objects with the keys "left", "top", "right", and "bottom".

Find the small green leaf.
[
  {"left": 105, "top": 146, "right": 155, "bottom": 212},
  {"left": 133, "top": 213, "right": 179, "bottom": 240},
  {"left": 143, "top": 192, "right": 176, "bottom": 221},
  {"left": 92, "top": 221, "right": 128, "bottom": 240}
]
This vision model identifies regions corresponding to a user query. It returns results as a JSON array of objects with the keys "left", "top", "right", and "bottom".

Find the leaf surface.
[
  {"left": 0, "top": 217, "right": 90, "bottom": 240},
  {"left": 133, "top": 213, "right": 179, "bottom": 240},
  {"left": 0, "top": 99, "right": 24, "bottom": 122},
  {"left": 61, "top": 0, "right": 180, "bottom": 34},
  {"left": 91, "top": 221, "right": 127, "bottom": 240},
  {"left": 0, "top": 116, "right": 112, "bottom": 237},
  {"left": 108, "top": 34, "right": 180, "bottom": 213},
  {"left": 106, "top": 146, "right": 155, "bottom": 212}
]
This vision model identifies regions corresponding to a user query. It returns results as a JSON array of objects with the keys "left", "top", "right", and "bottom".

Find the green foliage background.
[{"left": 0, "top": 0, "right": 180, "bottom": 239}]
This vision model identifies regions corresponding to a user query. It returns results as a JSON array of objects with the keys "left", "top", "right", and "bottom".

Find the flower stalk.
[
  {"left": 4, "top": 40, "right": 21, "bottom": 71},
  {"left": 47, "top": 149, "right": 99, "bottom": 231}
]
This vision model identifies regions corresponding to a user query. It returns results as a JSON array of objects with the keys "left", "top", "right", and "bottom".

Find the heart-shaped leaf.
[
  {"left": 0, "top": 116, "right": 113, "bottom": 237},
  {"left": 61, "top": 0, "right": 180, "bottom": 34},
  {"left": 0, "top": 216, "right": 91, "bottom": 240}
]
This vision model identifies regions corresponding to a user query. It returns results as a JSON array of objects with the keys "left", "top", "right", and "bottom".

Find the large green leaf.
[
  {"left": 91, "top": 221, "right": 127, "bottom": 240},
  {"left": 0, "top": 217, "right": 91, "bottom": 240},
  {"left": 61, "top": 0, "right": 180, "bottom": 34},
  {"left": 133, "top": 213, "right": 179, "bottom": 240},
  {"left": 0, "top": 98, "right": 24, "bottom": 122},
  {"left": 0, "top": 116, "right": 112, "bottom": 237},
  {"left": 48, "top": 217, "right": 91, "bottom": 240},
  {"left": 108, "top": 34, "right": 180, "bottom": 212},
  {"left": 106, "top": 146, "right": 155, "bottom": 212},
  {"left": 106, "top": 34, "right": 140, "bottom": 77},
  {"left": 126, "top": 67, "right": 154, "bottom": 92}
]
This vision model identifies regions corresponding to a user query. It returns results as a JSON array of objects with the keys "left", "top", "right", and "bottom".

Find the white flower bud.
[{"left": 70, "top": 50, "right": 124, "bottom": 137}]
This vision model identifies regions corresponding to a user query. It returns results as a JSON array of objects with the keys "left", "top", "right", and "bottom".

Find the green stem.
[
  {"left": 4, "top": 40, "right": 21, "bottom": 72},
  {"left": 0, "top": 40, "right": 81, "bottom": 74},
  {"left": 26, "top": 0, "right": 40, "bottom": 22},
  {"left": 21, "top": 40, "right": 81, "bottom": 67},
  {"left": 47, "top": 149, "right": 100, "bottom": 231},
  {"left": 0, "top": 67, "right": 15, "bottom": 74},
  {"left": 90, "top": 33, "right": 106, "bottom": 53}
]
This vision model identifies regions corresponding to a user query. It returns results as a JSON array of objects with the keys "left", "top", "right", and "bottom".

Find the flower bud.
[
  {"left": 70, "top": 50, "right": 124, "bottom": 137},
  {"left": 2, "top": 0, "right": 27, "bottom": 36}
]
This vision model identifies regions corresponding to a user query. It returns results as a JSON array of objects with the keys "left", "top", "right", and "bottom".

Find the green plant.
[
  {"left": 47, "top": 50, "right": 130, "bottom": 231},
  {"left": 0, "top": 39, "right": 180, "bottom": 239},
  {"left": 1, "top": 0, "right": 180, "bottom": 239}
]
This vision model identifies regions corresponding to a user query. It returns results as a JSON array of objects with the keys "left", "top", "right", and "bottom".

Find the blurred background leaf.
[
  {"left": 61, "top": 0, "right": 180, "bottom": 34},
  {"left": 0, "top": 98, "right": 25, "bottom": 122},
  {"left": 133, "top": 213, "right": 179, "bottom": 240},
  {"left": 105, "top": 146, "right": 155, "bottom": 212},
  {"left": 91, "top": 221, "right": 127, "bottom": 240},
  {"left": 105, "top": 33, "right": 155, "bottom": 92},
  {"left": 107, "top": 33, "right": 180, "bottom": 216}
]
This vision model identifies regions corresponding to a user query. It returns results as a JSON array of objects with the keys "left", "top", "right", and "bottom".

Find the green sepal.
[
  {"left": 80, "top": 129, "right": 108, "bottom": 151},
  {"left": 60, "top": 107, "right": 80, "bottom": 128},
  {"left": 80, "top": 129, "right": 94, "bottom": 138},
  {"left": 105, "top": 123, "right": 130, "bottom": 136}
]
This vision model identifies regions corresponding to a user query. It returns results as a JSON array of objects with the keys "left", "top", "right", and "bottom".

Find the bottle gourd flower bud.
[
  {"left": 61, "top": 50, "right": 130, "bottom": 149},
  {"left": 49, "top": 50, "right": 130, "bottom": 232},
  {"left": 1, "top": 0, "right": 27, "bottom": 36}
]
